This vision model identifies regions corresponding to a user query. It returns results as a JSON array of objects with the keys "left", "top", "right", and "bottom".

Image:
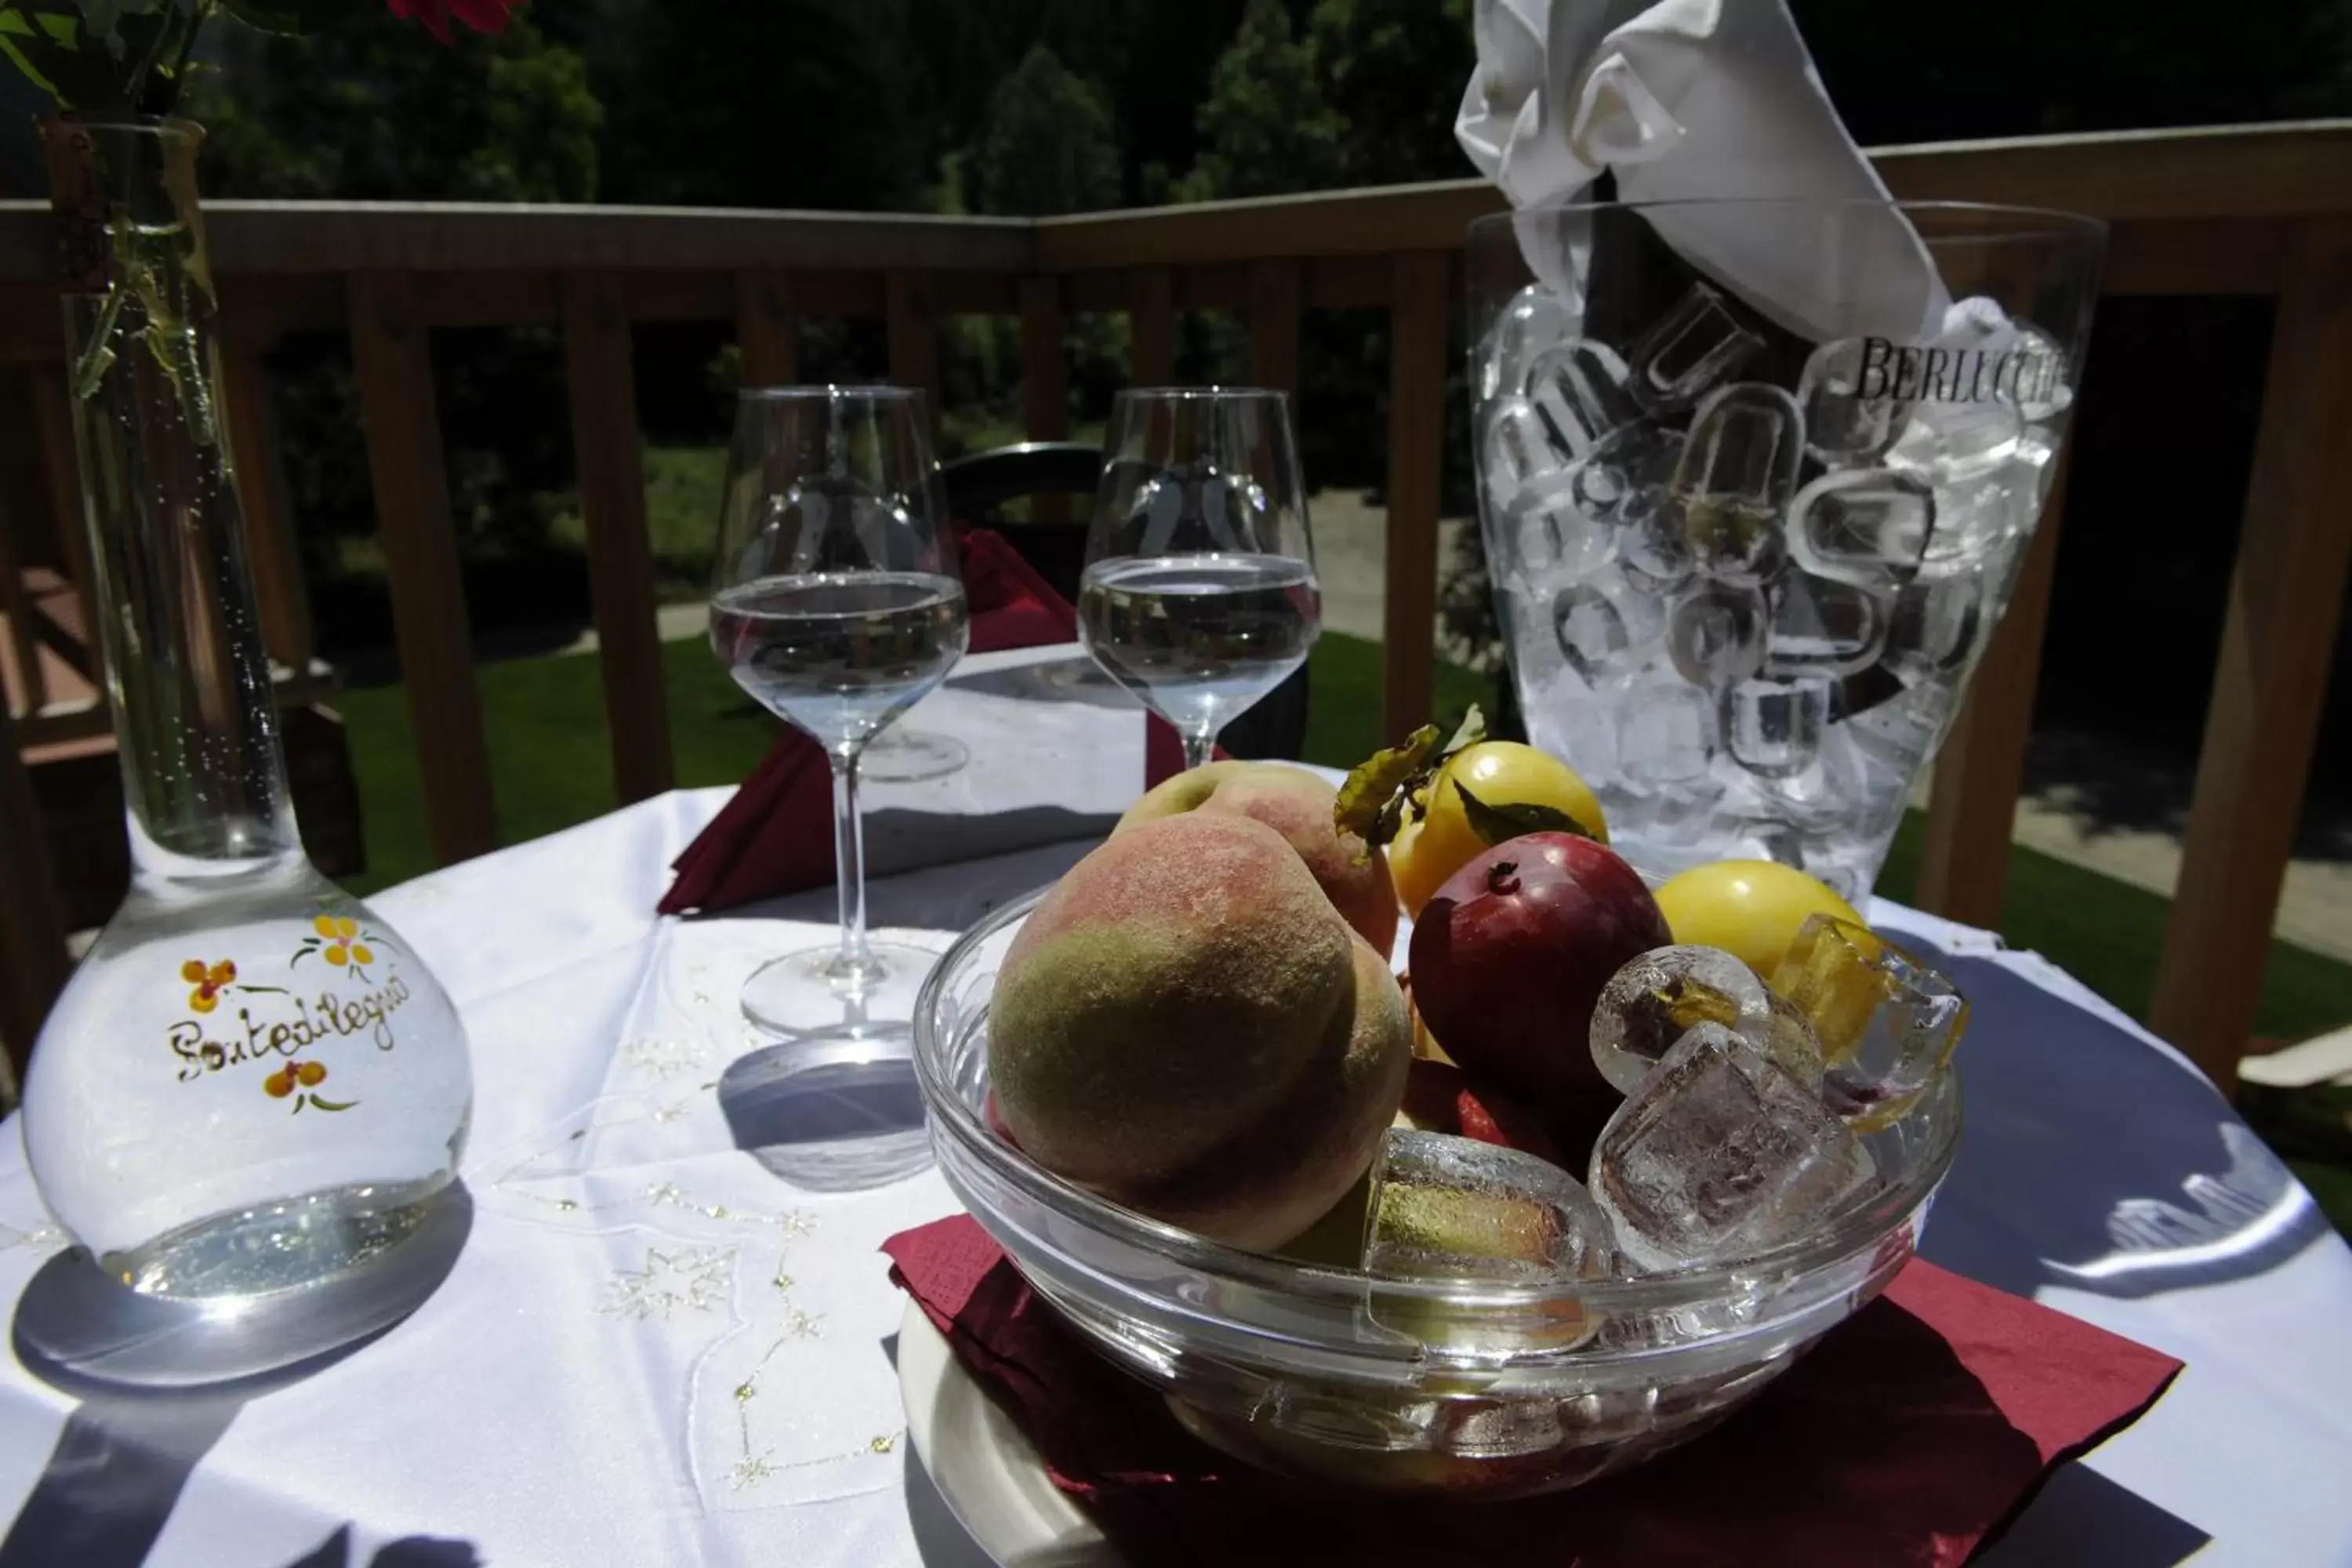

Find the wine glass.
[
  {"left": 710, "top": 387, "right": 970, "bottom": 1038},
  {"left": 1079, "top": 387, "right": 1321, "bottom": 771}
]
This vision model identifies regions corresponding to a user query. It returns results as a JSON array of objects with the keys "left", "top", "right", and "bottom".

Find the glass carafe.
[{"left": 20, "top": 118, "right": 473, "bottom": 1300}]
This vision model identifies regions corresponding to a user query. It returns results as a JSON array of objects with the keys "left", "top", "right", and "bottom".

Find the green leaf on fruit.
[
  {"left": 1334, "top": 720, "right": 1444, "bottom": 846},
  {"left": 1439, "top": 704, "right": 1488, "bottom": 758},
  {"left": 1334, "top": 704, "right": 1491, "bottom": 851},
  {"left": 1452, "top": 780, "right": 1595, "bottom": 848}
]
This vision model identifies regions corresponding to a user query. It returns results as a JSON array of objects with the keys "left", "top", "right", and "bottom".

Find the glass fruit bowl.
[{"left": 912, "top": 889, "right": 1962, "bottom": 1499}]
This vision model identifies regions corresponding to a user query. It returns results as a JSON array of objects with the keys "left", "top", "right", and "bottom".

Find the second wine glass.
[
  {"left": 710, "top": 386, "right": 968, "bottom": 1038},
  {"left": 1079, "top": 387, "right": 1321, "bottom": 770}
]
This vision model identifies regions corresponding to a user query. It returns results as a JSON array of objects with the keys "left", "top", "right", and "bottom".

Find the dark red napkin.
[
  {"left": 662, "top": 528, "right": 1203, "bottom": 915},
  {"left": 884, "top": 1214, "right": 2183, "bottom": 1567}
]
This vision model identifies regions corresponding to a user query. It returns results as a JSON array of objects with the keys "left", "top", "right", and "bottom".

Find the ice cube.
[
  {"left": 1677, "top": 498, "right": 1786, "bottom": 587},
  {"left": 1939, "top": 299, "right": 2073, "bottom": 419},
  {"left": 1798, "top": 338, "right": 1907, "bottom": 466},
  {"left": 1675, "top": 383, "right": 1805, "bottom": 513},
  {"left": 1502, "top": 488, "right": 1617, "bottom": 586},
  {"left": 1590, "top": 946, "right": 1827, "bottom": 1098},
  {"left": 1787, "top": 468, "right": 1933, "bottom": 587},
  {"left": 1588, "top": 1022, "right": 1876, "bottom": 1272},
  {"left": 1940, "top": 295, "right": 2009, "bottom": 342},
  {"left": 1881, "top": 575, "right": 1984, "bottom": 684},
  {"left": 1525, "top": 338, "right": 1641, "bottom": 457},
  {"left": 1745, "top": 726, "right": 1867, "bottom": 834},
  {"left": 1725, "top": 675, "right": 1831, "bottom": 780},
  {"left": 1482, "top": 394, "right": 1567, "bottom": 503},
  {"left": 1553, "top": 419, "right": 1681, "bottom": 530},
  {"left": 1670, "top": 384, "right": 1803, "bottom": 586},
  {"left": 1886, "top": 398, "right": 2024, "bottom": 483},
  {"left": 1552, "top": 564, "right": 1665, "bottom": 668},
  {"left": 2011, "top": 423, "right": 2061, "bottom": 496},
  {"left": 1840, "top": 679, "right": 1955, "bottom": 782},
  {"left": 1620, "top": 506, "right": 1696, "bottom": 595},
  {"left": 1666, "top": 583, "right": 1766, "bottom": 688},
  {"left": 1766, "top": 572, "right": 1890, "bottom": 679},
  {"left": 1918, "top": 467, "right": 2024, "bottom": 571},
  {"left": 1634, "top": 782, "right": 1720, "bottom": 847},
  {"left": 1771, "top": 915, "right": 1969, "bottom": 1132},
  {"left": 1614, "top": 676, "right": 1718, "bottom": 784},
  {"left": 1519, "top": 659, "right": 1621, "bottom": 785},
  {"left": 1480, "top": 284, "right": 1580, "bottom": 406},
  {"left": 2003, "top": 322, "right": 2073, "bottom": 424},
  {"left": 1553, "top": 582, "right": 1631, "bottom": 681},
  {"left": 1624, "top": 283, "right": 1765, "bottom": 412},
  {"left": 1365, "top": 1129, "right": 1616, "bottom": 1283}
]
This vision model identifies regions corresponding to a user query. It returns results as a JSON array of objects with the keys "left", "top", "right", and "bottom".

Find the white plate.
[{"left": 898, "top": 1298, "right": 1123, "bottom": 1567}]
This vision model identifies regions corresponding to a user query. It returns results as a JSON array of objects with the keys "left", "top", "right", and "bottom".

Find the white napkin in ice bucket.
[{"left": 1457, "top": 0, "right": 1948, "bottom": 342}]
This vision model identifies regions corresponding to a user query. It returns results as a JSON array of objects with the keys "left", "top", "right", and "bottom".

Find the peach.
[
  {"left": 992, "top": 814, "right": 1411, "bottom": 1249},
  {"left": 1118, "top": 762, "right": 1399, "bottom": 957}
]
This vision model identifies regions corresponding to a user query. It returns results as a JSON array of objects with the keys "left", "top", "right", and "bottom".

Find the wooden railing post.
[
  {"left": 1020, "top": 275, "right": 1072, "bottom": 523},
  {"left": 733, "top": 269, "right": 797, "bottom": 387},
  {"left": 1129, "top": 267, "right": 1175, "bottom": 387},
  {"left": 0, "top": 697, "right": 70, "bottom": 1085},
  {"left": 347, "top": 271, "right": 499, "bottom": 865},
  {"left": 561, "top": 273, "right": 673, "bottom": 808},
  {"left": 1383, "top": 250, "right": 1449, "bottom": 742},
  {"left": 885, "top": 270, "right": 942, "bottom": 419},
  {"left": 1913, "top": 449, "right": 2073, "bottom": 926},
  {"left": 1019, "top": 276, "right": 1069, "bottom": 442},
  {"left": 1247, "top": 260, "right": 1301, "bottom": 394},
  {"left": 2151, "top": 220, "right": 2352, "bottom": 1084},
  {"left": 0, "top": 493, "right": 45, "bottom": 715},
  {"left": 219, "top": 350, "right": 316, "bottom": 673}
]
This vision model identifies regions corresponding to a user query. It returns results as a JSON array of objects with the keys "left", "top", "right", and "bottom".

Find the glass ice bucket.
[{"left": 1468, "top": 201, "right": 2105, "bottom": 899}]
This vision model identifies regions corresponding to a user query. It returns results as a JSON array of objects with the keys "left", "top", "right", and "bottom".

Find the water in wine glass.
[
  {"left": 713, "top": 569, "right": 970, "bottom": 750},
  {"left": 1076, "top": 551, "right": 1320, "bottom": 735}
]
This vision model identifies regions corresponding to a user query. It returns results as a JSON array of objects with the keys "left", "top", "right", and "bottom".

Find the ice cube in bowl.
[{"left": 913, "top": 889, "right": 1962, "bottom": 1498}]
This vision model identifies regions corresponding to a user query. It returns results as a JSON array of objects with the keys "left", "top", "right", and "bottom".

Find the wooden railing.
[{"left": 2, "top": 122, "right": 2350, "bottom": 1089}]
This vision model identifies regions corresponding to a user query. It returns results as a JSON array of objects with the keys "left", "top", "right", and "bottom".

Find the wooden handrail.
[
  {"left": 2, "top": 121, "right": 2347, "bottom": 1087},
  {"left": 0, "top": 201, "right": 1033, "bottom": 280}
]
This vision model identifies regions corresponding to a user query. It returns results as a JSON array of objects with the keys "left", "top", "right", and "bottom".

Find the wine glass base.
[
  {"left": 858, "top": 729, "right": 971, "bottom": 783},
  {"left": 740, "top": 939, "right": 948, "bottom": 1040}
]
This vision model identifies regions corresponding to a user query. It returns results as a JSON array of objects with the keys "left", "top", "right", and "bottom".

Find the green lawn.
[{"left": 334, "top": 635, "right": 776, "bottom": 896}]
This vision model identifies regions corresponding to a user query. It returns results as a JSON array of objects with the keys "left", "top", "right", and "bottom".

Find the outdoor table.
[{"left": 0, "top": 648, "right": 2345, "bottom": 1567}]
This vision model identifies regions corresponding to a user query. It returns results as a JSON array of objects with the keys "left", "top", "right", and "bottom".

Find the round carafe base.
[
  {"left": 101, "top": 1171, "right": 455, "bottom": 1302},
  {"left": 16, "top": 1181, "right": 474, "bottom": 1393}
]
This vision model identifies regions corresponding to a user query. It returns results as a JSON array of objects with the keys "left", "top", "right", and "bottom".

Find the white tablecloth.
[{"left": 0, "top": 666, "right": 2347, "bottom": 1565}]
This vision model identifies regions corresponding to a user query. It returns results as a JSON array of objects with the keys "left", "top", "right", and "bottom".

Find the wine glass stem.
[
  {"left": 1182, "top": 727, "right": 1216, "bottom": 772},
  {"left": 830, "top": 748, "right": 871, "bottom": 978}
]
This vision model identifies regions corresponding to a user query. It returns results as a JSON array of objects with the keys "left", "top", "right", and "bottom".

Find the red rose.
[{"left": 387, "top": 0, "right": 517, "bottom": 44}]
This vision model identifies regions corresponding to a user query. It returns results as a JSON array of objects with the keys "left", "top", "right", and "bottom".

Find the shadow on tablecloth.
[
  {"left": 1907, "top": 941, "right": 2336, "bottom": 1301},
  {"left": 0, "top": 1185, "right": 475, "bottom": 1568},
  {"left": 281, "top": 1524, "right": 485, "bottom": 1566}
]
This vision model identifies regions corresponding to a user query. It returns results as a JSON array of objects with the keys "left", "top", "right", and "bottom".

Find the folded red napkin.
[
  {"left": 884, "top": 1214, "right": 2183, "bottom": 1567},
  {"left": 661, "top": 529, "right": 1200, "bottom": 915}
]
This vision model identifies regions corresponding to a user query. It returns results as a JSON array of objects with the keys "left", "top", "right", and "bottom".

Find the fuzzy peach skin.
[
  {"left": 1117, "top": 761, "right": 1399, "bottom": 958},
  {"left": 1112, "top": 935, "right": 1410, "bottom": 1247},
  {"left": 991, "top": 814, "right": 1411, "bottom": 1249}
]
